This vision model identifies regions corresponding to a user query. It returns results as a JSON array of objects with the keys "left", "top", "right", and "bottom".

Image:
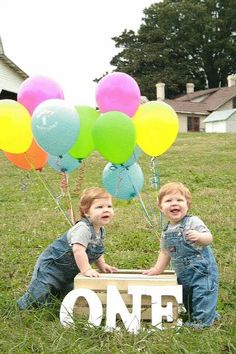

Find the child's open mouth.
[
  {"left": 102, "top": 215, "right": 110, "bottom": 220},
  {"left": 170, "top": 208, "right": 180, "bottom": 214}
]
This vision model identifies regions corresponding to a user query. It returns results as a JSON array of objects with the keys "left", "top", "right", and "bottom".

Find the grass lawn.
[{"left": 0, "top": 132, "right": 236, "bottom": 353}]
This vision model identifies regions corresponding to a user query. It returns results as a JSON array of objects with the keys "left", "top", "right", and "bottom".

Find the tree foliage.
[{"left": 109, "top": 0, "right": 236, "bottom": 99}]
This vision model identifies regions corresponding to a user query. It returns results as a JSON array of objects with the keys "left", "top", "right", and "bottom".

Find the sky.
[{"left": 0, "top": 0, "right": 158, "bottom": 107}]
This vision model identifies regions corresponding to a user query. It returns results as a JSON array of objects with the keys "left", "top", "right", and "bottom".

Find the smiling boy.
[{"left": 143, "top": 182, "right": 219, "bottom": 328}]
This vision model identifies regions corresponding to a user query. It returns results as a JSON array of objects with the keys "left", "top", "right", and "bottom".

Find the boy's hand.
[
  {"left": 185, "top": 230, "right": 201, "bottom": 242},
  {"left": 99, "top": 263, "right": 118, "bottom": 273},
  {"left": 83, "top": 268, "right": 100, "bottom": 278},
  {"left": 185, "top": 229, "right": 213, "bottom": 246},
  {"left": 143, "top": 267, "right": 160, "bottom": 276}
]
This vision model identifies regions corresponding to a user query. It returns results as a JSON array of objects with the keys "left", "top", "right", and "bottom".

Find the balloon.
[
  {"left": 133, "top": 101, "right": 179, "bottom": 156},
  {"left": 48, "top": 153, "right": 82, "bottom": 173},
  {"left": 32, "top": 99, "right": 80, "bottom": 156},
  {"left": 0, "top": 99, "right": 33, "bottom": 153},
  {"left": 102, "top": 162, "right": 144, "bottom": 200},
  {"left": 96, "top": 72, "right": 141, "bottom": 117},
  {"left": 4, "top": 139, "right": 48, "bottom": 171},
  {"left": 69, "top": 106, "right": 99, "bottom": 159},
  {"left": 119, "top": 145, "right": 143, "bottom": 167},
  {"left": 17, "top": 75, "right": 64, "bottom": 114},
  {"left": 92, "top": 111, "right": 136, "bottom": 164}
]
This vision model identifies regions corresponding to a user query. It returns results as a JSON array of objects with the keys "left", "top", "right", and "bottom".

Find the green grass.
[{"left": 0, "top": 133, "right": 236, "bottom": 353}]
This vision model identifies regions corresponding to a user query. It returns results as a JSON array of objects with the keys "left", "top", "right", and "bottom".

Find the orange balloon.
[{"left": 4, "top": 139, "right": 48, "bottom": 170}]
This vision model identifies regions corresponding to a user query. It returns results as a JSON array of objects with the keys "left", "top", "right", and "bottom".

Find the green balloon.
[
  {"left": 69, "top": 106, "right": 99, "bottom": 159},
  {"left": 92, "top": 111, "right": 136, "bottom": 164}
]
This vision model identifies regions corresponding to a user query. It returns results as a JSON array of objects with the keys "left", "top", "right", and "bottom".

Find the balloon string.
[
  {"left": 150, "top": 157, "right": 164, "bottom": 233},
  {"left": 124, "top": 167, "right": 155, "bottom": 228},
  {"left": 24, "top": 153, "right": 73, "bottom": 226},
  {"left": 136, "top": 193, "right": 156, "bottom": 228},
  {"left": 150, "top": 157, "right": 161, "bottom": 195},
  {"left": 34, "top": 170, "right": 73, "bottom": 226},
  {"left": 60, "top": 172, "right": 75, "bottom": 224},
  {"left": 142, "top": 190, "right": 159, "bottom": 227}
]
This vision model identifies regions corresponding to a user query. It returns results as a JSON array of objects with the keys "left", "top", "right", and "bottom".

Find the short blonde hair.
[
  {"left": 79, "top": 187, "right": 112, "bottom": 217},
  {"left": 157, "top": 182, "right": 192, "bottom": 208}
]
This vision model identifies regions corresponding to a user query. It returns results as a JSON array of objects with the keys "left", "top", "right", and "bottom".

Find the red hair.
[
  {"left": 158, "top": 182, "right": 192, "bottom": 208},
  {"left": 79, "top": 187, "right": 112, "bottom": 217}
]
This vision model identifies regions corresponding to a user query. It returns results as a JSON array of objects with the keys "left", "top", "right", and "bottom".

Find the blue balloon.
[
  {"left": 102, "top": 162, "right": 144, "bottom": 200},
  {"left": 32, "top": 99, "right": 80, "bottom": 156},
  {"left": 48, "top": 153, "right": 82, "bottom": 173},
  {"left": 118, "top": 145, "right": 143, "bottom": 167}
]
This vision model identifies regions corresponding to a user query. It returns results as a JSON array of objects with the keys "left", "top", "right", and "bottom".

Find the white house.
[
  {"left": 155, "top": 75, "right": 236, "bottom": 132},
  {"left": 203, "top": 109, "right": 236, "bottom": 133},
  {"left": 0, "top": 36, "right": 28, "bottom": 100}
]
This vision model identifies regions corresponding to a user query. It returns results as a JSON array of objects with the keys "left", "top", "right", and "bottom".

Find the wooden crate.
[{"left": 73, "top": 269, "right": 181, "bottom": 326}]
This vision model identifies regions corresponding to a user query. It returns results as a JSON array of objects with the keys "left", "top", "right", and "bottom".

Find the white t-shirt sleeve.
[
  {"left": 67, "top": 223, "right": 91, "bottom": 247},
  {"left": 188, "top": 216, "right": 210, "bottom": 233}
]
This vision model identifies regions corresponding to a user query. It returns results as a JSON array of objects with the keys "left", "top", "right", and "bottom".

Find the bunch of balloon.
[
  {"left": 69, "top": 106, "right": 100, "bottom": 160},
  {"left": 1, "top": 75, "right": 66, "bottom": 171},
  {"left": 31, "top": 99, "right": 80, "bottom": 157},
  {"left": 94, "top": 72, "right": 141, "bottom": 163},
  {"left": 29, "top": 95, "right": 81, "bottom": 225},
  {"left": 102, "top": 145, "right": 144, "bottom": 200},
  {"left": 17, "top": 75, "right": 65, "bottom": 115},
  {"left": 95, "top": 72, "right": 141, "bottom": 117},
  {"left": 103, "top": 162, "right": 144, "bottom": 200},
  {"left": 133, "top": 100, "right": 179, "bottom": 200},
  {"left": 4, "top": 140, "right": 48, "bottom": 171},
  {"left": 4, "top": 75, "right": 67, "bottom": 171},
  {"left": 94, "top": 72, "right": 145, "bottom": 200},
  {"left": 48, "top": 154, "right": 82, "bottom": 173},
  {"left": 0, "top": 99, "right": 33, "bottom": 154},
  {"left": 133, "top": 101, "right": 179, "bottom": 157}
]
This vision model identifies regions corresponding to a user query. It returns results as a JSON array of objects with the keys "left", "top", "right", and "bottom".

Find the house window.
[
  {"left": 0, "top": 90, "right": 17, "bottom": 100},
  {"left": 187, "top": 116, "right": 200, "bottom": 132},
  {"left": 233, "top": 97, "right": 236, "bottom": 108}
]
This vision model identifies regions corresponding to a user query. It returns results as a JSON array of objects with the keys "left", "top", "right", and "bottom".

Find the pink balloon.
[
  {"left": 95, "top": 72, "right": 141, "bottom": 117},
  {"left": 17, "top": 75, "right": 64, "bottom": 114}
]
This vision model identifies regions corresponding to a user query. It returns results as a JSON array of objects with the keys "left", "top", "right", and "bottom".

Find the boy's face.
[
  {"left": 86, "top": 197, "right": 114, "bottom": 231},
  {"left": 159, "top": 192, "right": 188, "bottom": 224}
]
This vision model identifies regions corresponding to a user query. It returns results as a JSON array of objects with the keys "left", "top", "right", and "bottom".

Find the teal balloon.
[
  {"left": 69, "top": 106, "right": 99, "bottom": 159},
  {"left": 92, "top": 111, "right": 136, "bottom": 164},
  {"left": 32, "top": 99, "right": 80, "bottom": 156},
  {"left": 119, "top": 145, "right": 143, "bottom": 167},
  {"left": 102, "top": 162, "right": 144, "bottom": 200},
  {"left": 48, "top": 153, "right": 82, "bottom": 173}
]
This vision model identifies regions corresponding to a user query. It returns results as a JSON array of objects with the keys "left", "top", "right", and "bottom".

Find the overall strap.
[
  {"left": 179, "top": 215, "right": 191, "bottom": 230},
  {"left": 163, "top": 215, "right": 191, "bottom": 232},
  {"left": 162, "top": 221, "right": 170, "bottom": 232},
  {"left": 79, "top": 217, "right": 105, "bottom": 240}
]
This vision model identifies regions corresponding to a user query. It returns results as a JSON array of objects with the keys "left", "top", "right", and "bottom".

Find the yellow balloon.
[
  {"left": 0, "top": 99, "right": 33, "bottom": 153},
  {"left": 133, "top": 101, "right": 179, "bottom": 156}
]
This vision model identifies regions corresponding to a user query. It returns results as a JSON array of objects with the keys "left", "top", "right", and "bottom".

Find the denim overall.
[
  {"left": 162, "top": 215, "right": 219, "bottom": 327},
  {"left": 17, "top": 218, "right": 105, "bottom": 309}
]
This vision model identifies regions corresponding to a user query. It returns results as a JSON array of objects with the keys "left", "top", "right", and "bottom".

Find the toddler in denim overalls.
[
  {"left": 144, "top": 182, "right": 219, "bottom": 328},
  {"left": 17, "top": 187, "right": 117, "bottom": 309}
]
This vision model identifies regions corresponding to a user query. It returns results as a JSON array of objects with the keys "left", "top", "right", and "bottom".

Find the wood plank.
[{"left": 74, "top": 271, "right": 178, "bottom": 290}]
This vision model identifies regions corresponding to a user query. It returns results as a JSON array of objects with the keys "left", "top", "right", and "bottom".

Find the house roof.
[
  {"left": 175, "top": 87, "right": 219, "bottom": 102},
  {"left": 203, "top": 86, "right": 236, "bottom": 111},
  {"left": 164, "top": 99, "right": 209, "bottom": 115},
  {"left": 204, "top": 109, "right": 236, "bottom": 122},
  {"left": 0, "top": 36, "right": 28, "bottom": 79},
  {"left": 164, "top": 85, "right": 236, "bottom": 114}
]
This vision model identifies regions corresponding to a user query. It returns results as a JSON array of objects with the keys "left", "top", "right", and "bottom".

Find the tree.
[{"left": 109, "top": 0, "right": 236, "bottom": 99}]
